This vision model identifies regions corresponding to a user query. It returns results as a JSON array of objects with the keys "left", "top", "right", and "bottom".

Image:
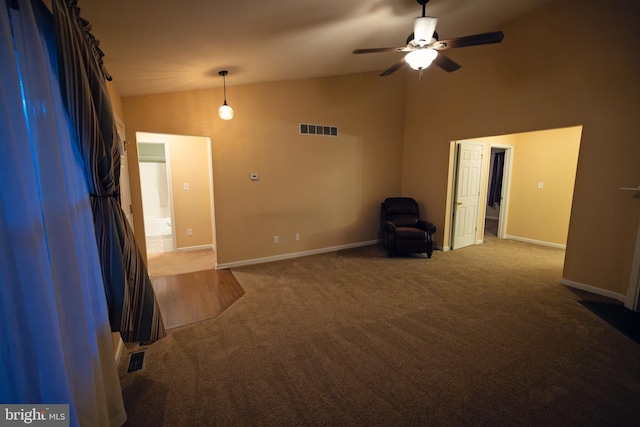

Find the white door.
[
  {"left": 452, "top": 142, "right": 483, "bottom": 249},
  {"left": 115, "top": 116, "right": 134, "bottom": 231}
]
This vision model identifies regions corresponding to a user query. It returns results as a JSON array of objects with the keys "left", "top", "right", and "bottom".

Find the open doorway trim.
[
  {"left": 447, "top": 140, "right": 514, "bottom": 250},
  {"left": 487, "top": 143, "right": 514, "bottom": 242},
  {"left": 135, "top": 131, "right": 216, "bottom": 257},
  {"left": 136, "top": 135, "right": 177, "bottom": 254}
]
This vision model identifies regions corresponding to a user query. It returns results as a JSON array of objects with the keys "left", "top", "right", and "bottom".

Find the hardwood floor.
[
  {"left": 147, "top": 248, "right": 216, "bottom": 278},
  {"left": 152, "top": 269, "right": 245, "bottom": 329}
]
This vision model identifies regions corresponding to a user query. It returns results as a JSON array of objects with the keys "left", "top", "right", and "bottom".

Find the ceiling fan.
[{"left": 353, "top": 0, "right": 504, "bottom": 76}]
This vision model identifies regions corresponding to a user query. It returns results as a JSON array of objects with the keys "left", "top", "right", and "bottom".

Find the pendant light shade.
[
  {"left": 218, "top": 70, "right": 234, "bottom": 120},
  {"left": 218, "top": 102, "right": 234, "bottom": 120}
]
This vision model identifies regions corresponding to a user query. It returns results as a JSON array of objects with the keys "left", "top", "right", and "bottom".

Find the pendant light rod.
[
  {"left": 418, "top": 0, "right": 429, "bottom": 17},
  {"left": 219, "top": 70, "right": 229, "bottom": 105}
]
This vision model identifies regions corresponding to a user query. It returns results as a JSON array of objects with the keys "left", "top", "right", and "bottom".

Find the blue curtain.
[
  {"left": 0, "top": 0, "right": 125, "bottom": 425},
  {"left": 52, "top": 0, "right": 165, "bottom": 343}
]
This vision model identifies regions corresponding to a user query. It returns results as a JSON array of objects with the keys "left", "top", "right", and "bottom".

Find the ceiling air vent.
[{"left": 300, "top": 124, "right": 338, "bottom": 137}]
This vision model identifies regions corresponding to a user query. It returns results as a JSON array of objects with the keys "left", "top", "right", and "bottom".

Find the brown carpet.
[{"left": 119, "top": 239, "right": 640, "bottom": 426}]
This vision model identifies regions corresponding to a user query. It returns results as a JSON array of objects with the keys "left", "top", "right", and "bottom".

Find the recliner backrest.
[{"left": 383, "top": 197, "right": 420, "bottom": 227}]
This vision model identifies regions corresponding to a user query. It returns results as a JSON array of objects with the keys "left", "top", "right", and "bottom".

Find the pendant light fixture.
[{"left": 218, "top": 70, "right": 234, "bottom": 120}]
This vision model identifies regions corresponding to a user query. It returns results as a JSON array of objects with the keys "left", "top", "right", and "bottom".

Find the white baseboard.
[
  {"left": 216, "top": 240, "right": 379, "bottom": 269},
  {"left": 505, "top": 235, "right": 566, "bottom": 249},
  {"left": 115, "top": 336, "right": 124, "bottom": 363},
  {"left": 561, "top": 278, "right": 626, "bottom": 303},
  {"left": 177, "top": 244, "right": 214, "bottom": 252}
]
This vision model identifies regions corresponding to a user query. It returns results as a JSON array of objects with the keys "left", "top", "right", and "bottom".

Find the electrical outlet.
[
  {"left": 295, "top": 233, "right": 300, "bottom": 241},
  {"left": 273, "top": 235, "right": 279, "bottom": 244},
  {"left": 187, "top": 228, "right": 193, "bottom": 236}
]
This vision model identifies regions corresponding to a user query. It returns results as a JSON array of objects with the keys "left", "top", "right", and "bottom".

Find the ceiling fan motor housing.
[{"left": 414, "top": 16, "right": 438, "bottom": 46}]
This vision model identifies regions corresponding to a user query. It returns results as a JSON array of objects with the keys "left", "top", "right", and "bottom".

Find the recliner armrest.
[
  {"left": 382, "top": 220, "right": 396, "bottom": 233},
  {"left": 416, "top": 220, "right": 436, "bottom": 235}
]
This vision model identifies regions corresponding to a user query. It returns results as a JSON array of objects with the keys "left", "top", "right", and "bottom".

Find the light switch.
[
  {"left": 184, "top": 183, "right": 190, "bottom": 191},
  {"left": 537, "top": 182, "right": 544, "bottom": 189}
]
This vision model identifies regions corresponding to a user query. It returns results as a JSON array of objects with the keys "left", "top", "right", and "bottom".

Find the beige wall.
[
  {"left": 507, "top": 127, "right": 581, "bottom": 246},
  {"left": 106, "top": 80, "right": 123, "bottom": 119},
  {"left": 168, "top": 134, "right": 213, "bottom": 249},
  {"left": 403, "top": 0, "right": 640, "bottom": 295},
  {"left": 122, "top": 72, "right": 406, "bottom": 265}
]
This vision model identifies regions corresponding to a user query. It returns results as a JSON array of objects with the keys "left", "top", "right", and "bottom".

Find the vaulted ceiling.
[{"left": 78, "top": 0, "right": 554, "bottom": 97}]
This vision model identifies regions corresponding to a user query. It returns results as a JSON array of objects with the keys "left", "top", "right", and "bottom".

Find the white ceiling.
[{"left": 78, "top": 0, "right": 553, "bottom": 97}]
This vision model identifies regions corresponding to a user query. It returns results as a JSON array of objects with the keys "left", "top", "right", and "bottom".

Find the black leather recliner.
[{"left": 380, "top": 197, "right": 436, "bottom": 258}]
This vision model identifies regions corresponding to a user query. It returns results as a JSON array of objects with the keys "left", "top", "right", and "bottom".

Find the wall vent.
[
  {"left": 300, "top": 124, "right": 338, "bottom": 137},
  {"left": 127, "top": 350, "right": 146, "bottom": 373}
]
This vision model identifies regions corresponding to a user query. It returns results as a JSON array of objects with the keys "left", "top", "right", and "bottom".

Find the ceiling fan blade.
[
  {"left": 380, "top": 57, "right": 406, "bottom": 76},
  {"left": 353, "top": 47, "right": 410, "bottom": 54},
  {"left": 433, "top": 53, "right": 461, "bottom": 72},
  {"left": 437, "top": 31, "right": 504, "bottom": 50}
]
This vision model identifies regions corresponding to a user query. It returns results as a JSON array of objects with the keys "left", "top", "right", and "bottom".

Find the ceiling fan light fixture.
[
  {"left": 405, "top": 48, "right": 438, "bottom": 71},
  {"left": 218, "top": 70, "right": 234, "bottom": 120},
  {"left": 352, "top": 0, "right": 504, "bottom": 77}
]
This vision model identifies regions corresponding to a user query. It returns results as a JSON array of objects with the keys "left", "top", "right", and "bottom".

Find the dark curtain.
[
  {"left": 1, "top": 1, "right": 126, "bottom": 423},
  {"left": 488, "top": 151, "right": 505, "bottom": 207},
  {"left": 52, "top": 0, "right": 165, "bottom": 343}
]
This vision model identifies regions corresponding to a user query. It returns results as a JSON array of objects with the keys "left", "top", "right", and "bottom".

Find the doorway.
[
  {"left": 136, "top": 132, "right": 217, "bottom": 277},
  {"left": 138, "top": 140, "right": 174, "bottom": 255},
  {"left": 447, "top": 126, "right": 582, "bottom": 251},
  {"left": 450, "top": 142, "right": 513, "bottom": 249},
  {"left": 484, "top": 145, "right": 512, "bottom": 241}
]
